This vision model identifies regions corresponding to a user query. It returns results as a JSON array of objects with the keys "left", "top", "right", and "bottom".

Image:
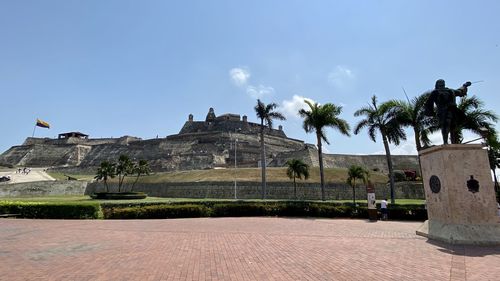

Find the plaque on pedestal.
[{"left": 416, "top": 144, "right": 500, "bottom": 245}]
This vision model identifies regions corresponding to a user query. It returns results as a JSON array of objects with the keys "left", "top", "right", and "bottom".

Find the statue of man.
[{"left": 425, "top": 79, "right": 471, "bottom": 144}]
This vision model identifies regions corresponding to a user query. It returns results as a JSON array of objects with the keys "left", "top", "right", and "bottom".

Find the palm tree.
[
  {"left": 286, "top": 159, "right": 310, "bottom": 199},
  {"left": 390, "top": 93, "right": 433, "bottom": 151},
  {"left": 130, "top": 159, "right": 151, "bottom": 192},
  {"left": 299, "top": 100, "right": 351, "bottom": 201},
  {"left": 94, "top": 161, "right": 116, "bottom": 192},
  {"left": 354, "top": 95, "right": 406, "bottom": 204},
  {"left": 115, "top": 154, "right": 134, "bottom": 192},
  {"left": 254, "top": 99, "right": 286, "bottom": 199},
  {"left": 486, "top": 132, "right": 500, "bottom": 191},
  {"left": 346, "top": 165, "right": 368, "bottom": 205},
  {"left": 449, "top": 95, "right": 498, "bottom": 144}
]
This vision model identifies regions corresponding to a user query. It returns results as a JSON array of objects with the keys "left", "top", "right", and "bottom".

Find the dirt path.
[{"left": 0, "top": 168, "right": 55, "bottom": 183}]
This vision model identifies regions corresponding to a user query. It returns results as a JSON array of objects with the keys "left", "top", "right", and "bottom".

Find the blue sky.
[{"left": 1, "top": 0, "right": 499, "bottom": 155}]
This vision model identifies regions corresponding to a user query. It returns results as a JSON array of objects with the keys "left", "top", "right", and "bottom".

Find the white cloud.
[
  {"left": 246, "top": 84, "right": 275, "bottom": 99},
  {"left": 371, "top": 130, "right": 491, "bottom": 155},
  {"left": 281, "top": 95, "right": 315, "bottom": 119},
  {"left": 371, "top": 134, "right": 418, "bottom": 155},
  {"left": 327, "top": 66, "right": 355, "bottom": 89},
  {"left": 229, "top": 67, "right": 275, "bottom": 99},
  {"left": 229, "top": 67, "right": 250, "bottom": 87},
  {"left": 389, "top": 142, "right": 418, "bottom": 155}
]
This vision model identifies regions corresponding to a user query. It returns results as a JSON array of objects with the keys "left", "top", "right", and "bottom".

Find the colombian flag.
[{"left": 36, "top": 119, "right": 50, "bottom": 128}]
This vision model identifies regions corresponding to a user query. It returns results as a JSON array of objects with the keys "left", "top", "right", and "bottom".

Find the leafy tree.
[
  {"left": 130, "top": 159, "right": 151, "bottom": 192},
  {"left": 115, "top": 154, "right": 134, "bottom": 192},
  {"left": 94, "top": 161, "right": 116, "bottom": 192},
  {"left": 390, "top": 93, "right": 433, "bottom": 151},
  {"left": 450, "top": 95, "right": 498, "bottom": 144},
  {"left": 486, "top": 132, "right": 500, "bottom": 191},
  {"left": 299, "top": 100, "right": 351, "bottom": 201},
  {"left": 346, "top": 165, "right": 369, "bottom": 205},
  {"left": 354, "top": 95, "right": 406, "bottom": 204},
  {"left": 254, "top": 99, "right": 286, "bottom": 199},
  {"left": 285, "top": 159, "right": 310, "bottom": 199}
]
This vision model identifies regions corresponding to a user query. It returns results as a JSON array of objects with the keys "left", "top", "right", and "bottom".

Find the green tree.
[
  {"left": 299, "top": 100, "right": 351, "bottom": 201},
  {"left": 94, "top": 161, "right": 116, "bottom": 192},
  {"left": 390, "top": 93, "right": 433, "bottom": 151},
  {"left": 285, "top": 159, "right": 310, "bottom": 199},
  {"left": 254, "top": 99, "right": 286, "bottom": 199},
  {"left": 115, "top": 154, "right": 134, "bottom": 192},
  {"left": 449, "top": 95, "right": 498, "bottom": 144},
  {"left": 346, "top": 165, "right": 368, "bottom": 205},
  {"left": 130, "top": 159, "right": 151, "bottom": 192},
  {"left": 354, "top": 95, "right": 406, "bottom": 204},
  {"left": 486, "top": 132, "right": 500, "bottom": 191}
]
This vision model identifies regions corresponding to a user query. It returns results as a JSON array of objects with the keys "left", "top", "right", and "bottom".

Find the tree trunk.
[
  {"left": 260, "top": 119, "right": 266, "bottom": 200},
  {"left": 131, "top": 174, "right": 140, "bottom": 192},
  {"left": 414, "top": 128, "right": 422, "bottom": 151},
  {"left": 493, "top": 168, "right": 499, "bottom": 193},
  {"left": 353, "top": 179, "right": 356, "bottom": 205},
  {"left": 293, "top": 175, "right": 297, "bottom": 199},
  {"left": 104, "top": 179, "right": 109, "bottom": 193},
  {"left": 414, "top": 128, "right": 424, "bottom": 182},
  {"left": 317, "top": 133, "right": 325, "bottom": 201},
  {"left": 382, "top": 133, "right": 396, "bottom": 204},
  {"left": 118, "top": 174, "right": 123, "bottom": 193}
]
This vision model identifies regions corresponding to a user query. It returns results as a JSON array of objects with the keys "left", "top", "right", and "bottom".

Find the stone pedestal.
[{"left": 416, "top": 144, "right": 500, "bottom": 245}]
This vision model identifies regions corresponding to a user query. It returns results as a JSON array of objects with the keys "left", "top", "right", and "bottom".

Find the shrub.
[
  {"left": 1, "top": 200, "right": 427, "bottom": 221},
  {"left": 0, "top": 201, "right": 103, "bottom": 219},
  {"left": 392, "top": 170, "right": 407, "bottom": 182},
  {"left": 387, "top": 204, "right": 428, "bottom": 221},
  {"left": 105, "top": 204, "right": 208, "bottom": 219},
  {"left": 91, "top": 192, "right": 147, "bottom": 200},
  {"left": 211, "top": 202, "right": 269, "bottom": 217}
]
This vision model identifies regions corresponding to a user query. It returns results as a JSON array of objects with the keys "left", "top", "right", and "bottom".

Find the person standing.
[{"left": 380, "top": 198, "right": 388, "bottom": 220}]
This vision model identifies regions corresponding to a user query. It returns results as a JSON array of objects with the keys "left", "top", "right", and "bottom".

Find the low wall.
[
  {"left": 0, "top": 181, "right": 88, "bottom": 197},
  {"left": 86, "top": 181, "right": 424, "bottom": 200}
]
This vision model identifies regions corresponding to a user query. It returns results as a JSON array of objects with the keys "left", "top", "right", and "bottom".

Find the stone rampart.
[
  {"left": 321, "top": 154, "right": 419, "bottom": 174},
  {"left": 178, "top": 120, "right": 287, "bottom": 138},
  {"left": 23, "top": 136, "right": 141, "bottom": 146},
  {"left": 0, "top": 180, "right": 88, "bottom": 197},
  {"left": 86, "top": 181, "right": 424, "bottom": 200}
]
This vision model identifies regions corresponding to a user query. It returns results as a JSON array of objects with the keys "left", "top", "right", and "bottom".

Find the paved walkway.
[{"left": 0, "top": 218, "right": 499, "bottom": 281}]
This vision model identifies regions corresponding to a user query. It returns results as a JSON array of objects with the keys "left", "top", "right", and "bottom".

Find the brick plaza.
[{"left": 1, "top": 218, "right": 499, "bottom": 280}]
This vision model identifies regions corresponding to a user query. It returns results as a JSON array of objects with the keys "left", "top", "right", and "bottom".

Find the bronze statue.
[{"left": 425, "top": 79, "right": 471, "bottom": 144}]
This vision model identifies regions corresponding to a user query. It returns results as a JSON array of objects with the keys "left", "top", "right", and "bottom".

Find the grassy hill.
[{"left": 49, "top": 167, "right": 388, "bottom": 184}]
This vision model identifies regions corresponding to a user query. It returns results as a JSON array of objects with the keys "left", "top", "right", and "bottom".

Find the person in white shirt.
[{"left": 380, "top": 198, "right": 388, "bottom": 220}]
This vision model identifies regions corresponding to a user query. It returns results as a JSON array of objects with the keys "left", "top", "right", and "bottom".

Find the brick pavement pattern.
[{"left": 0, "top": 218, "right": 499, "bottom": 281}]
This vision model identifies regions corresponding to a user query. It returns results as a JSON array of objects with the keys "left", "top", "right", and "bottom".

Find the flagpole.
[{"left": 32, "top": 123, "right": 36, "bottom": 137}]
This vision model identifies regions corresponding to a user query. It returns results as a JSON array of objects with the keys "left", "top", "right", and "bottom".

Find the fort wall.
[
  {"left": 0, "top": 180, "right": 87, "bottom": 197},
  {"left": 1, "top": 107, "right": 419, "bottom": 173},
  {"left": 85, "top": 181, "right": 424, "bottom": 200}
]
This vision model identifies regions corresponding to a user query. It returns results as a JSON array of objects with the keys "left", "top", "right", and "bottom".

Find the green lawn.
[{"left": 48, "top": 167, "right": 390, "bottom": 184}]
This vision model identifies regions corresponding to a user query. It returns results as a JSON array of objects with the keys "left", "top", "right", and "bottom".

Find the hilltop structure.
[{"left": 0, "top": 108, "right": 419, "bottom": 173}]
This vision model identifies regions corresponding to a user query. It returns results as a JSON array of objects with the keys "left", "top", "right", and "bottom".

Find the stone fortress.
[{"left": 0, "top": 108, "right": 419, "bottom": 173}]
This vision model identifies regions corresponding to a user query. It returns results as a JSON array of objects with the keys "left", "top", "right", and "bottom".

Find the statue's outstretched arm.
[{"left": 455, "top": 81, "right": 471, "bottom": 97}]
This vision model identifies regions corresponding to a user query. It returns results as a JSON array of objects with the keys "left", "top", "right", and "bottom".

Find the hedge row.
[
  {"left": 102, "top": 201, "right": 427, "bottom": 220},
  {"left": 0, "top": 200, "right": 427, "bottom": 220},
  {"left": 105, "top": 204, "right": 208, "bottom": 219},
  {"left": 0, "top": 201, "right": 103, "bottom": 219}
]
